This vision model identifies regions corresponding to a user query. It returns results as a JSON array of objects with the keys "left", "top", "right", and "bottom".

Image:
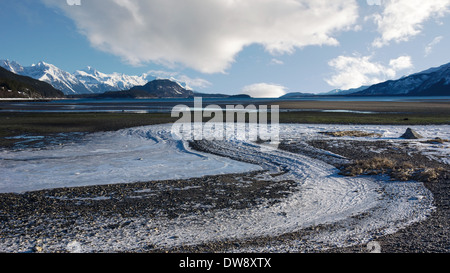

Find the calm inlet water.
[{"left": 0, "top": 96, "right": 449, "bottom": 113}]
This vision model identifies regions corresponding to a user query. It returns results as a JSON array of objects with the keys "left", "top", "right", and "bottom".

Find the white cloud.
[
  {"left": 389, "top": 55, "right": 413, "bottom": 70},
  {"left": 425, "top": 36, "right": 444, "bottom": 56},
  {"left": 269, "top": 58, "right": 284, "bottom": 66},
  {"left": 326, "top": 55, "right": 413, "bottom": 90},
  {"left": 44, "top": 0, "right": 359, "bottom": 73},
  {"left": 371, "top": 0, "right": 450, "bottom": 47},
  {"left": 241, "top": 83, "right": 288, "bottom": 98}
]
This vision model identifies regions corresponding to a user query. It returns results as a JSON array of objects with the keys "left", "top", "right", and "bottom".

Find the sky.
[{"left": 1, "top": 0, "right": 450, "bottom": 97}]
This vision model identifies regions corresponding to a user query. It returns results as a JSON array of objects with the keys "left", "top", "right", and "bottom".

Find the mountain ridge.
[
  {"left": 0, "top": 59, "right": 244, "bottom": 99},
  {"left": 340, "top": 62, "right": 450, "bottom": 96},
  {"left": 3, "top": 59, "right": 449, "bottom": 98},
  {"left": 0, "top": 66, "right": 65, "bottom": 99},
  {"left": 98, "top": 79, "right": 194, "bottom": 98},
  {"left": 281, "top": 62, "right": 450, "bottom": 98}
]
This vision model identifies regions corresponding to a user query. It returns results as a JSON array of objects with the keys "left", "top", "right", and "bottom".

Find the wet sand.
[{"left": 271, "top": 100, "right": 450, "bottom": 114}]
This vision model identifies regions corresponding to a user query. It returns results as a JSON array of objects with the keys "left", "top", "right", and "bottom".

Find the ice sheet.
[{"left": 0, "top": 124, "right": 262, "bottom": 193}]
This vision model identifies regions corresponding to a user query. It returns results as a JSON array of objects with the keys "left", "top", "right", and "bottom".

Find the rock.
[
  {"left": 32, "top": 245, "right": 44, "bottom": 253},
  {"left": 400, "top": 128, "right": 423, "bottom": 139}
]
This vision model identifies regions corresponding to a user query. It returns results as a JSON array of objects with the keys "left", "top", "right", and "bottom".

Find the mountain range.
[
  {"left": 1, "top": 59, "right": 449, "bottom": 98},
  {"left": 282, "top": 62, "right": 450, "bottom": 97},
  {"left": 0, "top": 59, "right": 160, "bottom": 95},
  {"left": 350, "top": 62, "right": 450, "bottom": 96}
]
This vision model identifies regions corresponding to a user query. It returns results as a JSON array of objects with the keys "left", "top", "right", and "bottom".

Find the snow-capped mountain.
[
  {"left": 1, "top": 60, "right": 88, "bottom": 94},
  {"left": 352, "top": 62, "right": 450, "bottom": 96},
  {"left": 73, "top": 66, "right": 153, "bottom": 94},
  {"left": 315, "top": 62, "right": 450, "bottom": 97},
  {"left": 0, "top": 60, "right": 24, "bottom": 74},
  {"left": 0, "top": 60, "right": 157, "bottom": 95}
]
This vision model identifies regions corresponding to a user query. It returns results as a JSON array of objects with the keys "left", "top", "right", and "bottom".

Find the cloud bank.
[
  {"left": 44, "top": 0, "right": 359, "bottom": 73},
  {"left": 326, "top": 55, "right": 413, "bottom": 90}
]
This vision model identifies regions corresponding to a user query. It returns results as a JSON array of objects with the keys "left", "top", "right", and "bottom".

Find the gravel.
[{"left": 282, "top": 139, "right": 449, "bottom": 253}]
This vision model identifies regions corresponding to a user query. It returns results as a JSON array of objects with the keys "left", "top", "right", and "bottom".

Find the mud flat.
[{"left": 272, "top": 100, "right": 450, "bottom": 114}]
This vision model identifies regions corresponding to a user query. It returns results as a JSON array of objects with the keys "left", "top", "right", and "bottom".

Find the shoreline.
[
  {"left": 1, "top": 99, "right": 449, "bottom": 115},
  {"left": 1, "top": 99, "right": 449, "bottom": 148}
]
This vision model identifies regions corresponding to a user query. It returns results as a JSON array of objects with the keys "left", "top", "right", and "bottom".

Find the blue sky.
[{"left": 1, "top": 0, "right": 450, "bottom": 96}]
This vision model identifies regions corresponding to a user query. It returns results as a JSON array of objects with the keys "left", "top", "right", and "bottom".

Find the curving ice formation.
[
  {"left": 0, "top": 123, "right": 442, "bottom": 252},
  {"left": 0, "top": 125, "right": 262, "bottom": 193}
]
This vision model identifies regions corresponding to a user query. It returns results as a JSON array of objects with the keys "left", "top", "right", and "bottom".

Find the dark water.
[{"left": 1, "top": 96, "right": 449, "bottom": 113}]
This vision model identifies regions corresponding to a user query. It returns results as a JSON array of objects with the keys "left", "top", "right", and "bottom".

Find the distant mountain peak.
[
  {"left": 76, "top": 66, "right": 108, "bottom": 79},
  {"left": 0, "top": 59, "right": 24, "bottom": 74},
  {"left": 129, "top": 79, "right": 193, "bottom": 97},
  {"left": 32, "top": 61, "right": 54, "bottom": 69},
  {"left": 100, "top": 79, "right": 194, "bottom": 99}
]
